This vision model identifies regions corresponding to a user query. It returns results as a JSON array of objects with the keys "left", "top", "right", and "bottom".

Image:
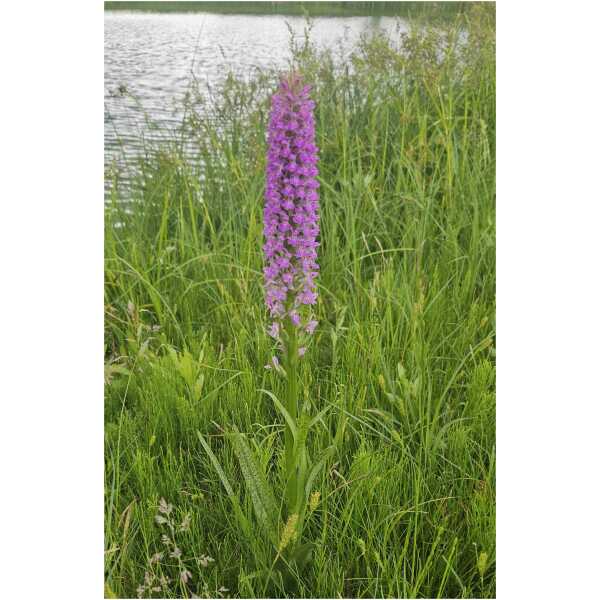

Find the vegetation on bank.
[
  {"left": 105, "top": 4, "right": 496, "bottom": 598},
  {"left": 104, "top": 1, "right": 469, "bottom": 18}
]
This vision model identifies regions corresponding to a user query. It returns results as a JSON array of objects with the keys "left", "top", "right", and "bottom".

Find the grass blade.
[{"left": 196, "top": 430, "right": 252, "bottom": 540}]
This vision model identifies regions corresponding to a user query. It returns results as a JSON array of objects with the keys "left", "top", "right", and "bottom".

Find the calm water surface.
[{"left": 104, "top": 10, "right": 405, "bottom": 174}]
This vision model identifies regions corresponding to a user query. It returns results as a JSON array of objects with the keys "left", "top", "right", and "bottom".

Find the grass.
[
  {"left": 104, "top": 1, "right": 469, "bottom": 18},
  {"left": 104, "top": 4, "right": 496, "bottom": 598}
]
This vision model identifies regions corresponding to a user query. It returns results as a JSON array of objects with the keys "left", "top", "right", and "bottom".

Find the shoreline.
[{"left": 104, "top": 1, "right": 468, "bottom": 18}]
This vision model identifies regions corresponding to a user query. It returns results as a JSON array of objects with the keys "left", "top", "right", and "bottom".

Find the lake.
[{"left": 104, "top": 10, "right": 405, "bottom": 176}]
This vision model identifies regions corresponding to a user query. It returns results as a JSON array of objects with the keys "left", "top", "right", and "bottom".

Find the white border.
[
  {"left": 1, "top": 1, "right": 104, "bottom": 598},
  {"left": 497, "top": 0, "right": 600, "bottom": 597}
]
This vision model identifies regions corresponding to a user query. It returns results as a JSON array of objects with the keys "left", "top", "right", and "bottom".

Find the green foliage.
[
  {"left": 105, "top": 5, "right": 495, "bottom": 598},
  {"left": 229, "top": 427, "right": 281, "bottom": 549},
  {"left": 104, "top": 1, "right": 469, "bottom": 19}
]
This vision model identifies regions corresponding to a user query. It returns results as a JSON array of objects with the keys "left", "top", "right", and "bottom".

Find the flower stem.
[{"left": 284, "top": 319, "right": 298, "bottom": 513}]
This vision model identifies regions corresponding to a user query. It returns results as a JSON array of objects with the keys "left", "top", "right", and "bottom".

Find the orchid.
[{"left": 262, "top": 74, "right": 325, "bottom": 538}]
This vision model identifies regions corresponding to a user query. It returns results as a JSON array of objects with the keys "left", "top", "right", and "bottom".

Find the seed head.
[
  {"left": 278, "top": 513, "right": 299, "bottom": 553},
  {"left": 309, "top": 490, "right": 321, "bottom": 512}
]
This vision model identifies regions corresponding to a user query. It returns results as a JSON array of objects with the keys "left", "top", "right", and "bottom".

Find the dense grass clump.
[{"left": 105, "top": 5, "right": 495, "bottom": 598}]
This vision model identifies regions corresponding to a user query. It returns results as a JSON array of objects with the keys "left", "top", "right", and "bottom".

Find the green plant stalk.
[{"left": 284, "top": 319, "right": 299, "bottom": 514}]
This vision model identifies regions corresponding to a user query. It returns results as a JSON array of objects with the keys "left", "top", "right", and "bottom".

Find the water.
[{"left": 104, "top": 10, "right": 406, "bottom": 175}]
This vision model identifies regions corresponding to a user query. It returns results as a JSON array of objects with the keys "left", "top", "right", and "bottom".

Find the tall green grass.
[{"left": 105, "top": 5, "right": 495, "bottom": 598}]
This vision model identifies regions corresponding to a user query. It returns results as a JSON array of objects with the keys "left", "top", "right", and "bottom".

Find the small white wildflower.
[
  {"left": 149, "top": 551, "right": 163, "bottom": 564},
  {"left": 179, "top": 513, "right": 191, "bottom": 532},
  {"left": 158, "top": 498, "right": 173, "bottom": 515},
  {"left": 155, "top": 515, "right": 168, "bottom": 525},
  {"left": 198, "top": 554, "right": 215, "bottom": 567},
  {"left": 180, "top": 569, "right": 192, "bottom": 584},
  {"left": 170, "top": 547, "right": 182, "bottom": 559}
]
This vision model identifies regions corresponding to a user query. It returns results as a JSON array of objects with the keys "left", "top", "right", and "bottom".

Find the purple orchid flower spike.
[{"left": 264, "top": 73, "right": 320, "bottom": 359}]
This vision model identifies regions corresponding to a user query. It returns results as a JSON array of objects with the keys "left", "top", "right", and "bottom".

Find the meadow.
[{"left": 104, "top": 4, "right": 496, "bottom": 598}]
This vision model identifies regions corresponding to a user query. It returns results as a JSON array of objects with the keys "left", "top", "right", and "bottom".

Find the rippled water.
[{"left": 104, "top": 10, "right": 405, "bottom": 173}]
